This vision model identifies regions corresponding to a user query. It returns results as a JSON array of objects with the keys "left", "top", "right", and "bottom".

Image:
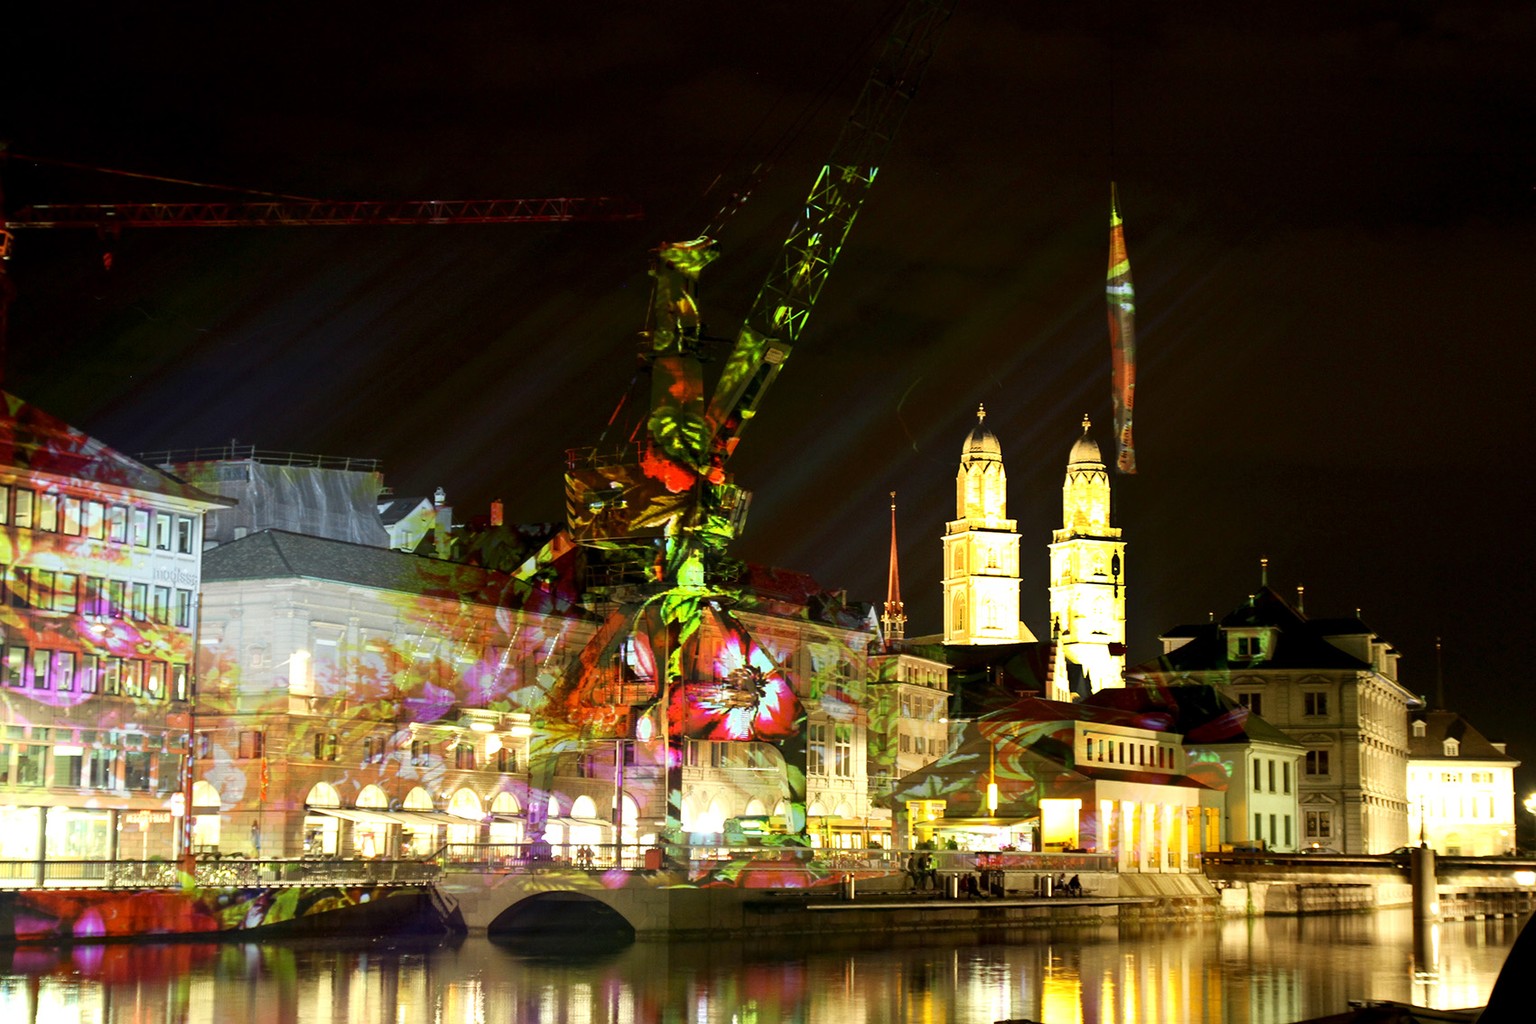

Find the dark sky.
[{"left": 6, "top": 3, "right": 1535, "bottom": 799}]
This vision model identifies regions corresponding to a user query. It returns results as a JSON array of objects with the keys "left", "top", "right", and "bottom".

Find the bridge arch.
[{"left": 486, "top": 892, "right": 635, "bottom": 946}]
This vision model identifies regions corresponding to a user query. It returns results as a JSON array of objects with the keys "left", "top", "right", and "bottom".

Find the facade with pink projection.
[{"left": 0, "top": 393, "right": 228, "bottom": 870}]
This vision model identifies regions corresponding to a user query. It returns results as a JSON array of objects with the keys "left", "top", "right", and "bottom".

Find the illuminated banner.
[{"left": 1107, "top": 184, "right": 1137, "bottom": 474}]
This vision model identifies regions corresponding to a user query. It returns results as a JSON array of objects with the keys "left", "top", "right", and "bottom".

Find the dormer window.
[
  {"left": 1227, "top": 629, "right": 1272, "bottom": 661},
  {"left": 1412, "top": 720, "right": 1427, "bottom": 738},
  {"left": 1443, "top": 737, "right": 1460, "bottom": 757}
]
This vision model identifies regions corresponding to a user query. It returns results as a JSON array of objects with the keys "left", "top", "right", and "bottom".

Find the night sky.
[{"left": 6, "top": 4, "right": 1535, "bottom": 801}]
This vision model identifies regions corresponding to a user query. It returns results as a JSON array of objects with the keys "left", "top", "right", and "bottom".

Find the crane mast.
[{"left": 549, "top": 0, "right": 957, "bottom": 852}]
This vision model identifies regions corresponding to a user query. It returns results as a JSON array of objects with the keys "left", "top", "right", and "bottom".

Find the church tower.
[
  {"left": 881, "top": 491, "right": 906, "bottom": 647},
  {"left": 1049, "top": 415, "right": 1126, "bottom": 693},
  {"left": 943, "top": 405, "right": 1034, "bottom": 645}
]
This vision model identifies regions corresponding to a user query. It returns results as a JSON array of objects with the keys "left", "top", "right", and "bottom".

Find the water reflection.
[{"left": 0, "top": 910, "right": 1519, "bottom": 1024}]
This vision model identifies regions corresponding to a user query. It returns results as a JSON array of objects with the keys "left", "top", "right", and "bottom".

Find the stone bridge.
[{"left": 1202, "top": 852, "right": 1536, "bottom": 917}]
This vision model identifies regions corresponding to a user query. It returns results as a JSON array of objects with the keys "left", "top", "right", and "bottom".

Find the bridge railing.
[
  {"left": 435, "top": 842, "right": 908, "bottom": 875},
  {"left": 0, "top": 857, "right": 442, "bottom": 890}
]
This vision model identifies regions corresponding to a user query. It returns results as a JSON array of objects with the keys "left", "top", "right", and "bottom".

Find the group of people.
[
  {"left": 904, "top": 851, "right": 938, "bottom": 890},
  {"left": 1053, "top": 872, "right": 1084, "bottom": 896}
]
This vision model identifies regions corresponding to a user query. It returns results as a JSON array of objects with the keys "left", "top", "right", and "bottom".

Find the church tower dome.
[
  {"left": 943, "top": 405, "right": 1034, "bottom": 647},
  {"left": 1049, "top": 415, "right": 1126, "bottom": 695}
]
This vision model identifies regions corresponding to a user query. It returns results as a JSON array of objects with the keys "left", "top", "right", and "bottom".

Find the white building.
[{"left": 1407, "top": 708, "right": 1519, "bottom": 856}]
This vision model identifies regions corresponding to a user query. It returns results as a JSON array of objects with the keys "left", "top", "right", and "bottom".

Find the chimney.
[{"left": 490, "top": 499, "right": 504, "bottom": 527}]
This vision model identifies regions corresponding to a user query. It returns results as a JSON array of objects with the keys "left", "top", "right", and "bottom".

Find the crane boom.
[
  {"left": 704, "top": 0, "right": 957, "bottom": 463},
  {"left": 5, "top": 197, "right": 643, "bottom": 229}
]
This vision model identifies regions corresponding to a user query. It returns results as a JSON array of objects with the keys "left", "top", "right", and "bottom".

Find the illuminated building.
[
  {"left": 942, "top": 405, "right": 1034, "bottom": 647},
  {"left": 378, "top": 486, "right": 454, "bottom": 556},
  {"left": 892, "top": 696, "right": 1218, "bottom": 870},
  {"left": 1137, "top": 586, "right": 1417, "bottom": 853},
  {"left": 1086, "top": 683, "right": 1305, "bottom": 852},
  {"left": 195, "top": 529, "right": 597, "bottom": 857},
  {"left": 1049, "top": 415, "right": 1126, "bottom": 695},
  {"left": 0, "top": 394, "right": 227, "bottom": 865},
  {"left": 1406, "top": 708, "right": 1519, "bottom": 856}
]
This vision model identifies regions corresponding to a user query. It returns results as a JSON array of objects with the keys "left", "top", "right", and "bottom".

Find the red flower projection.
[{"left": 668, "top": 632, "right": 799, "bottom": 742}]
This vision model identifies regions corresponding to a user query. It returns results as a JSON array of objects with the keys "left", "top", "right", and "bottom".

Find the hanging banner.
[{"left": 1107, "top": 183, "right": 1137, "bottom": 474}]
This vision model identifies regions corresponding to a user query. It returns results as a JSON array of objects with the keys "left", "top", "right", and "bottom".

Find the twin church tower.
[{"left": 933, "top": 405, "right": 1126, "bottom": 695}]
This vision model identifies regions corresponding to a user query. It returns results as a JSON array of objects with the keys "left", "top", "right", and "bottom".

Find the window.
[
  {"left": 238, "top": 731, "right": 265, "bottom": 759},
  {"left": 0, "top": 744, "right": 9, "bottom": 784},
  {"left": 363, "top": 735, "right": 385, "bottom": 764},
  {"left": 151, "top": 586, "right": 171, "bottom": 623},
  {"left": 108, "top": 505, "right": 128, "bottom": 543},
  {"left": 176, "top": 516, "right": 195, "bottom": 553},
  {"left": 0, "top": 484, "right": 8, "bottom": 524},
  {"left": 62, "top": 496, "right": 82, "bottom": 535},
  {"left": 154, "top": 513, "right": 173, "bottom": 551},
  {"left": 807, "top": 723, "right": 827, "bottom": 776},
  {"left": 124, "top": 752, "right": 152, "bottom": 791},
  {"left": 4, "top": 647, "right": 25, "bottom": 687},
  {"left": 1305, "top": 810, "right": 1332, "bottom": 840},
  {"left": 495, "top": 746, "right": 517, "bottom": 773},
  {"left": 132, "top": 509, "right": 150, "bottom": 548},
  {"left": 146, "top": 662, "right": 165, "bottom": 700},
  {"left": 195, "top": 732, "right": 212, "bottom": 758},
  {"left": 1283, "top": 761, "right": 1291, "bottom": 794},
  {"left": 14, "top": 489, "right": 34, "bottom": 529},
  {"left": 31, "top": 569, "right": 55, "bottom": 611},
  {"left": 84, "top": 500, "right": 105, "bottom": 540},
  {"left": 1268, "top": 760, "right": 1276, "bottom": 793},
  {"left": 32, "top": 649, "right": 51, "bottom": 689},
  {"left": 454, "top": 743, "right": 476, "bottom": 770},
  {"left": 54, "top": 746, "right": 84, "bottom": 787},
  {"left": 1254, "top": 812, "right": 1262, "bottom": 841},
  {"left": 1443, "top": 738, "right": 1460, "bottom": 757},
  {"left": 38, "top": 493, "right": 59, "bottom": 532},
  {"left": 1305, "top": 749, "right": 1330, "bottom": 776},
  {"left": 175, "top": 589, "right": 194, "bottom": 628},
  {"left": 102, "top": 657, "right": 122, "bottom": 695},
  {"left": 313, "top": 733, "right": 339, "bottom": 761},
  {"left": 83, "top": 576, "right": 106, "bottom": 616},
  {"left": 410, "top": 739, "right": 430, "bottom": 765},
  {"left": 1236, "top": 635, "right": 1263, "bottom": 658},
  {"left": 123, "top": 660, "right": 144, "bottom": 697},
  {"left": 130, "top": 583, "right": 148, "bottom": 620},
  {"left": 55, "top": 573, "right": 78, "bottom": 614},
  {"left": 171, "top": 662, "right": 188, "bottom": 701},
  {"left": 79, "top": 654, "right": 99, "bottom": 694},
  {"left": 1252, "top": 758, "right": 1261, "bottom": 786},
  {"left": 1303, "top": 692, "right": 1328, "bottom": 717},
  {"left": 54, "top": 652, "right": 75, "bottom": 693},
  {"left": 17, "top": 745, "right": 47, "bottom": 786},
  {"left": 107, "top": 579, "right": 126, "bottom": 618},
  {"left": 834, "top": 728, "right": 852, "bottom": 778},
  {"left": 88, "top": 749, "right": 117, "bottom": 788}
]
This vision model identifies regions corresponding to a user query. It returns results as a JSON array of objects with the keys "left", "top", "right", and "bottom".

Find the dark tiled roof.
[
  {"left": 203, "top": 529, "right": 583, "bottom": 614},
  {"left": 378, "top": 497, "right": 428, "bottom": 526},
  {"left": 0, "top": 392, "right": 230, "bottom": 506},
  {"left": 1408, "top": 709, "right": 1519, "bottom": 764},
  {"left": 1085, "top": 682, "right": 1304, "bottom": 749},
  {"left": 1138, "top": 586, "right": 1373, "bottom": 674}
]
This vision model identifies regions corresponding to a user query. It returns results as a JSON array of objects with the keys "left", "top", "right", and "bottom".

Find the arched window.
[
  {"left": 304, "top": 782, "right": 340, "bottom": 808},
  {"left": 402, "top": 786, "right": 434, "bottom": 810},
  {"left": 356, "top": 784, "right": 388, "bottom": 809}
]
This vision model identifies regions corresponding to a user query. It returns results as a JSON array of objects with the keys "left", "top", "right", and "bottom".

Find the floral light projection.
[{"left": 669, "top": 632, "right": 797, "bottom": 742}]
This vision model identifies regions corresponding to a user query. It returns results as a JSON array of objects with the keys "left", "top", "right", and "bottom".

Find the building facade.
[
  {"left": 1137, "top": 587, "right": 1418, "bottom": 854},
  {"left": 1406, "top": 708, "right": 1519, "bottom": 856},
  {"left": 1, "top": 394, "right": 226, "bottom": 868}
]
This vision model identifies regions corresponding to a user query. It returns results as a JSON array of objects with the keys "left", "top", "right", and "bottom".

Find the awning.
[
  {"left": 916, "top": 816, "right": 1034, "bottom": 830},
  {"left": 309, "top": 807, "right": 466, "bottom": 830}
]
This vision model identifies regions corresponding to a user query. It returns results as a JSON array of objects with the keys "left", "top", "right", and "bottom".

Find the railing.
[
  {"left": 437, "top": 842, "right": 907, "bottom": 876},
  {"left": 0, "top": 857, "right": 441, "bottom": 890}
]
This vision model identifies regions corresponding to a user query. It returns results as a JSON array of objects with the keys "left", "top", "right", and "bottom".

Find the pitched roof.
[
  {"left": 1408, "top": 709, "right": 1519, "bottom": 764},
  {"left": 1138, "top": 586, "right": 1374, "bottom": 674},
  {"left": 202, "top": 529, "right": 584, "bottom": 615},
  {"left": 1085, "top": 681, "right": 1304, "bottom": 749},
  {"left": 0, "top": 392, "right": 229, "bottom": 507}
]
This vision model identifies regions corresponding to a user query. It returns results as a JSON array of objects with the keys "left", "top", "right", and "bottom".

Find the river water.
[{"left": 0, "top": 910, "right": 1521, "bottom": 1024}]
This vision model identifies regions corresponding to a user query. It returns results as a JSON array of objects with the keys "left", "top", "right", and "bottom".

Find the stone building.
[
  {"left": 1406, "top": 708, "right": 1520, "bottom": 856},
  {"left": 1134, "top": 586, "right": 1417, "bottom": 854},
  {"left": 0, "top": 393, "right": 226, "bottom": 867}
]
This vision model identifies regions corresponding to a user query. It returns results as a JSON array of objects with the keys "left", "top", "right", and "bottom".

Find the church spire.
[
  {"left": 1108, "top": 182, "right": 1138, "bottom": 474},
  {"left": 882, "top": 491, "right": 906, "bottom": 645}
]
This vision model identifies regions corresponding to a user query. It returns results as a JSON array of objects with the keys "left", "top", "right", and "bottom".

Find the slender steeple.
[{"left": 882, "top": 491, "right": 906, "bottom": 646}]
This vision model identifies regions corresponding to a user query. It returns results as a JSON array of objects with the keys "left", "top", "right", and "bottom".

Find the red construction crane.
[{"left": 0, "top": 150, "right": 643, "bottom": 380}]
